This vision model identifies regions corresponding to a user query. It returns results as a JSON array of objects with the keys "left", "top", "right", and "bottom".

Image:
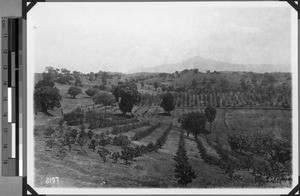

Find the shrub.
[
  {"left": 112, "top": 135, "right": 131, "bottom": 147},
  {"left": 155, "top": 123, "right": 172, "bottom": 149},
  {"left": 84, "top": 110, "right": 111, "bottom": 129},
  {"left": 63, "top": 107, "right": 84, "bottom": 126},
  {"left": 97, "top": 148, "right": 110, "bottom": 163},
  {"left": 131, "top": 123, "right": 161, "bottom": 141},
  {"left": 88, "top": 139, "right": 98, "bottom": 152},
  {"left": 120, "top": 146, "right": 136, "bottom": 164},
  {"left": 173, "top": 131, "right": 196, "bottom": 186},
  {"left": 112, "top": 122, "right": 149, "bottom": 135}
]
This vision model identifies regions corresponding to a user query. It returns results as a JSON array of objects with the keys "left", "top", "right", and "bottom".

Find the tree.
[
  {"left": 34, "top": 86, "right": 62, "bottom": 115},
  {"left": 120, "top": 146, "right": 135, "bottom": 164},
  {"left": 160, "top": 92, "right": 175, "bottom": 114},
  {"left": 92, "top": 91, "right": 115, "bottom": 116},
  {"left": 204, "top": 106, "right": 217, "bottom": 132},
  {"left": 174, "top": 131, "right": 196, "bottom": 186},
  {"left": 88, "top": 139, "right": 97, "bottom": 152},
  {"left": 63, "top": 107, "right": 84, "bottom": 125},
  {"left": 112, "top": 82, "right": 141, "bottom": 115},
  {"left": 67, "top": 86, "right": 82, "bottom": 98},
  {"left": 179, "top": 112, "right": 207, "bottom": 137},
  {"left": 102, "top": 71, "right": 108, "bottom": 85},
  {"left": 153, "top": 82, "right": 159, "bottom": 90},
  {"left": 98, "top": 134, "right": 111, "bottom": 149}
]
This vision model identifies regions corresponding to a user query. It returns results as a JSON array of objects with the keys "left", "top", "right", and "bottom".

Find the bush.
[
  {"left": 131, "top": 123, "right": 161, "bottom": 141},
  {"left": 63, "top": 107, "right": 84, "bottom": 126},
  {"left": 88, "top": 139, "right": 98, "bottom": 152},
  {"left": 84, "top": 110, "right": 111, "bottom": 129},
  {"left": 112, "top": 122, "right": 149, "bottom": 135},
  {"left": 120, "top": 146, "right": 136, "bottom": 164},
  {"left": 173, "top": 131, "right": 196, "bottom": 186},
  {"left": 155, "top": 123, "right": 172, "bottom": 149},
  {"left": 112, "top": 135, "right": 131, "bottom": 147}
]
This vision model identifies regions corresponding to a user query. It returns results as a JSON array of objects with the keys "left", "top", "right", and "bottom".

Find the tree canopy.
[
  {"left": 112, "top": 82, "right": 141, "bottom": 115},
  {"left": 34, "top": 86, "right": 62, "bottom": 114},
  {"left": 160, "top": 92, "right": 175, "bottom": 114},
  {"left": 67, "top": 86, "right": 82, "bottom": 98},
  {"left": 92, "top": 91, "right": 115, "bottom": 115},
  {"left": 178, "top": 112, "right": 208, "bottom": 136},
  {"left": 204, "top": 106, "right": 217, "bottom": 132}
]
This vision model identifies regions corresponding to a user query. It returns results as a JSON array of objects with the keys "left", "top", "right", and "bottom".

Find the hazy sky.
[{"left": 27, "top": 2, "right": 293, "bottom": 73}]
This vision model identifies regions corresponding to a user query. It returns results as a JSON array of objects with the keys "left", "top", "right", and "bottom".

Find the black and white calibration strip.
[{"left": 2, "top": 17, "right": 23, "bottom": 176}]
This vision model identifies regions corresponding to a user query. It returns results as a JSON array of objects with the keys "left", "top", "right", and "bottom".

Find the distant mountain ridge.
[{"left": 128, "top": 56, "right": 290, "bottom": 73}]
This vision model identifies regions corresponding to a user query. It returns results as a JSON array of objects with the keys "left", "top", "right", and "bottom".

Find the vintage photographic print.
[{"left": 27, "top": 1, "right": 298, "bottom": 195}]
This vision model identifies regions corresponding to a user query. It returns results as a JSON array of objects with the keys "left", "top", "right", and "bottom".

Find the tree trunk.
[{"left": 104, "top": 106, "right": 106, "bottom": 117}]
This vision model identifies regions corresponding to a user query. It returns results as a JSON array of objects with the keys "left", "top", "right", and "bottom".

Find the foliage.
[
  {"left": 59, "top": 127, "right": 77, "bottom": 151},
  {"left": 98, "top": 135, "right": 111, "bottom": 149},
  {"left": 160, "top": 93, "right": 175, "bottom": 114},
  {"left": 110, "top": 152, "right": 120, "bottom": 163},
  {"left": 112, "top": 81, "right": 141, "bottom": 114},
  {"left": 112, "top": 135, "right": 131, "bottom": 147},
  {"left": 88, "top": 139, "right": 98, "bottom": 152},
  {"left": 179, "top": 112, "right": 207, "bottom": 136},
  {"left": 112, "top": 122, "right": 149, "bottom": 135},
  {"left": 155, "top": 123, "right": 173, "bottom": 149},
  {"left": 67, "top": 86, "right": 82, "bottom": 98},
  {"left": 84, "top": 110, "right": 111, "bottom": 129},
  {"left": 227, "top": 134, "right": 252, "bottom": 153},
  {"left": 86, "top": 88, "right": 98, "bottom": 97},
  {"left": 35, "top": 78, "right": 54, "bottom": 89},
  {"left": 153, "top": 82, "right": 159, "bottom": 90},
  {"left": 97, "top": 148, "right": 110, "bottom": 163},
  {"left": 204, "top": 106, "right": 217, "bottom": 132},
  {"left": 63, "top": 107, "right": 84, "bottom": 126},
  {"left": 34, "top": 86, "right": 62, "bottom": 113},
  {"left": 120, "top": 146, "right": 136, "bottom": 164},
  {"left": 173, "top": 131, "right": 196, "bottom": 186},
  {"left": 92, "top": 91, "right": 115, "bottom": 115},
  {"left": 131, "top": 123, "right": 161, "bottom": 141}
]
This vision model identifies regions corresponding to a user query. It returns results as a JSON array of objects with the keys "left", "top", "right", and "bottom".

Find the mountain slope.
[{"left": 128, "top": 56, "right": 290, "bottom": 73}]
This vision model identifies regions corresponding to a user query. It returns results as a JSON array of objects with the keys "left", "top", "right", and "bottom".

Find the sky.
[{"left": 27, "top": 2, "right": 294, "bottom": 73}]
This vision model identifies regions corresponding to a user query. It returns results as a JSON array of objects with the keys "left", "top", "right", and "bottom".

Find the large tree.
[
  {"left": 178, "top": 112, "right": 207, "bottom": 137},
  {"left": 204, "top": 106, "right": 217, "bottom": 132},
  {"left": 67, "top": 86, "right": 82, "bottom": 98},
  {"left": 112, "top": 82, "right": 141, "bottom": 115},
  {"left": 86, "top": 88, "right": 98, "bottom": 98},
  {"left": 34, "top": 86, "right": 62, "bottom": 115},
  {"left": 160, "top": 92, "right": 175, "bottom": 114},
  {"left": 92, "top": 91, "right": 115, "bottom": 116}
]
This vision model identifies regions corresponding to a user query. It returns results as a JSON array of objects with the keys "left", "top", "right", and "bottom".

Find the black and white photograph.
[{"left": 27, "top": 1, "right": 298, "bottom": 195}]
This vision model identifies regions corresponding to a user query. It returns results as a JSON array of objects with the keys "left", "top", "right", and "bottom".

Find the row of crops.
[{"left": 139, "top": 91, "right": 291, "bottom": 108}]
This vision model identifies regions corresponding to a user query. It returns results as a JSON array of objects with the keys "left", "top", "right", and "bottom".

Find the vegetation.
[
  {"left": 112, "top": 81, "right": 141, "bottom": 115},
  {"left": 34, "top": 86, "right": 62, "bottom": 115},
  {"left": 34, "top": 66, "right": 293, "bottom": 188},
  {"left": 131, "top": 123, "right": 161, "bottom": 141},
  {"left": 67, "top": 86, "right": 82, "bottom": 98},
  {"left": 204, "top": 106, "right": 217, "bottom": 132},
  {"left": 174, "top": 131, "right": 196, "bottom": 186},
  {"left": 86, "top": 88, "right": 98, "bottom": 97},
  {"left": 92, "top": 91, "right": 115, "bottom": 115},
  {"left": 63, "top": 107, "right": 84, "bottom": 126},
  {"left": 160, "top": 92, "right": 175, "bottom": 114},
  {"left": 178, "top": 112, "right": 208, "bottom": 137}
]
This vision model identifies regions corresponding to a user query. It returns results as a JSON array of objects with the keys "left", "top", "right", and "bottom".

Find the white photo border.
[{"left": 26, "top": 1, "right": 299, "bottom": 195}]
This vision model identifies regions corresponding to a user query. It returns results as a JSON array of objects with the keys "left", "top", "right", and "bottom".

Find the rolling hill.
[{"left": 128, "top": 56, "right": 290, "bottom": 73}]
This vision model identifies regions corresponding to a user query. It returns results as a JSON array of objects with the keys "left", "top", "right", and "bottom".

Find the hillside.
[{"left": 128, "top": 56, "right": 290, "bottom": 73}]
